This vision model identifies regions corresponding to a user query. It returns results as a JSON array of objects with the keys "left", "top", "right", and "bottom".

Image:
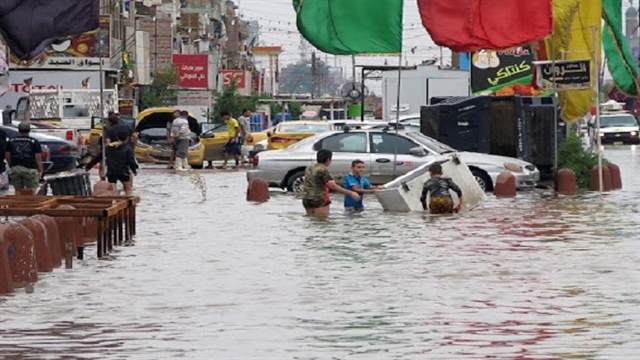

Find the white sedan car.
[{"left": 247, "top": 129, "right": 540, "bottom": 192}]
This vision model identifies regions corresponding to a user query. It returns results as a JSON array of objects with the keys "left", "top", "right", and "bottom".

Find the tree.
[
  {"left": 279, "top": 58, "right": 342, "bottom": 96},
  {"left": 139, "top": 67, "right": 178, "bottom": 110},
  {"left": 212, "top": 78, "right": 261, "bottom": 123}
]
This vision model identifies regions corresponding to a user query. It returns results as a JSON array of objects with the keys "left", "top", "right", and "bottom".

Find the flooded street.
[{"left": 1, "top": 146, "right": 639, "bottom": 359}]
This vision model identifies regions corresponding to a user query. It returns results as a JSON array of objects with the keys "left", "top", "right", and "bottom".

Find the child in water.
[
  {"left": 342, "top": 159, "right": 380, "bottom": 212},
  {"left": 420, "top": 163, "right": 463, "bottom": 214}
]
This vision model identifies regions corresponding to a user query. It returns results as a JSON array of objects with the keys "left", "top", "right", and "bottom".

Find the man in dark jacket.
[
  {"left": 6, "top": 122, "right": 43, "bottom": 195},
  {"left": 105, "top": 131, "right": 138, "bottom": 196}
]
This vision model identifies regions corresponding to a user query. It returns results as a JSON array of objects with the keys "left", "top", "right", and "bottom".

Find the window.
[
  {"left": 315, "top": 133, "right": 367, "bottom": 153},
  {"left": 370, "top": 133, "right": 419, "bottom": 155}
]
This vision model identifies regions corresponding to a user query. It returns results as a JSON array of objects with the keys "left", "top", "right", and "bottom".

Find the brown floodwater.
[{"left": 0, "top": 146, "right": 639, "bottom": 359}]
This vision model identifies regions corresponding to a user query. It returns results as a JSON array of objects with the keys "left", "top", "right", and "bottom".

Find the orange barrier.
[
  {"left": 494, "top": 171, "right": 517, "bottom": 197},
  {"left": 556, "top": 168, "right": 577, "bottom": 196},
  {"left": 608, "top": 163, "right": 622, "bottom": 190},
  {"left": 32, "top": 215, "right": 62, "bottom": 269},
  {"left": 246, "top": 178, "right": 270, "bottom": 203},
  {"left": 2, "top": 223, "right": 37, "bottom": 287},
  {"left": 20, "top": 218, "right": 54, "bottom": 273},
  {"left": 0, "top": 236, "right": 13, "bottom": 294},
  {"left": 589, "top": 165, "right": 613, "bottom": 192}
]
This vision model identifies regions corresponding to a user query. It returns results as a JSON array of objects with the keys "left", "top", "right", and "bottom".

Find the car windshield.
[
  {"left": 405, "top": 132, "right": 456, "bottom": 154},
  {"left": 600, "top": 115, "right": 638, "bottom": 128},
  {"left": 277, "top": 123, "right": 331, "bottom": 133}
]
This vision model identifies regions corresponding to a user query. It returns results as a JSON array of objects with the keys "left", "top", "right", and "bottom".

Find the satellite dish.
[{"left": 340, "top": 81, "right": 369, "bottom": 101}]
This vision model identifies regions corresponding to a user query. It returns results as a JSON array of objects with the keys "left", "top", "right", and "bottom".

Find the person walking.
[
  {"left": 5, "top": 123, "right": 44, "bottom": 195},
  {"left": 301, "top": 149, "right": 360, "bottom": 217},
  {"left": 420, "top": 163, "right": 463, "bottom": 214},
  {"left": 105, "top": 131, "right": 138, "bottom": 196},
  {"left": 237, "top": 109, "right": 251, "bottom": 166},
  {"left": 221, "top": 111, "right": 241, "bottom": 169},
  {"left": 171, "top": 110, "right": 191, "bottom": 171},
  {"left": 167, "top": 110, "right": 180, "bottom": 169}
]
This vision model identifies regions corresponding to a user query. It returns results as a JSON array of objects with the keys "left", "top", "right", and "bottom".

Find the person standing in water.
[
  {"left": 343, "top": 159, "right": 380, "bottom": 212},
  {"left": 302, "top": 149, "right": 359, "bottom": 217},
  {"left": 171, "top": 110, "right": 191, "bottom": 171},
  {"left": 420, "top": 163, "right": 463, "bottom": 214}
]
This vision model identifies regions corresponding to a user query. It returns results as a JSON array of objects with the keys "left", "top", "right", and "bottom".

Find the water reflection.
[{"left": 0, "top": 148, "right": 638, "bottom": 359}]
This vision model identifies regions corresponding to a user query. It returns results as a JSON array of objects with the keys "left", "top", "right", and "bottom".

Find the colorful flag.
[
  {"left": 417, "top": 0, "right": 552, "bottom": 52},
  {"left": 0, "top": 0, "right": 99, "bottom": 60},
  {"left": 293, "top": 0, "right": 403, "bottom": 55},
  {"left": 541, "top": 0, "right": 601, "bottom": 122},
  {"left": 602, "top": 0, "right": 640, "bottom": 96}
]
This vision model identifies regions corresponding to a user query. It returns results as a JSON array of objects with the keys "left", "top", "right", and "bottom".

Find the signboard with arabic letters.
[
  {"left": 172, "top": 54, "right": 208, "bottom": 89},
  {"left": 534, "top": 60, "right": 591, "bottom": 91},
  {"left": 471, "top": 46, "right": 535, "bottom": 96}
]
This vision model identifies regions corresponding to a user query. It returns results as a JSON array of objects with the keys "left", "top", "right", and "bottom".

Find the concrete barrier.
[
  {"left": 608, "top": 163, "right": 622, "bottom": 190},
  {"left": 20, "top": 218, "right": 54, "bottom": 273},
  {"left": 494, "top": 171, "right": 517, "bottom": 197},
  {"left": 0, "top": 236, "right": 13, "bottom": 294},
  {"left": 556, "top": 168, "right": 577, "bottom": 196},
  {"left": 589, "top": 165, "right": 613, "bottom": 192},
  {"left": 2, "top": 223, "right": 37, "bottom": 287},
  {"left": 32, "top": 215, "right": 62, "bottom": 269},
  {"left": 246, "top": 178, "right": 270, "bottom": 203}
]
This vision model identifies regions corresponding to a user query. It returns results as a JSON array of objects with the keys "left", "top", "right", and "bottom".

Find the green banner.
[{"left": 603, "top": 0, "right": 640, "bottom": 96}]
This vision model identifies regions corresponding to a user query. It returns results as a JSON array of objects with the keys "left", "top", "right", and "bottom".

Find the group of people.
[
  {"left": 165, "top": 109, "right": 252, "bottom": 170},
  {"left": 300, "top": 149, "right": 463, "bottom": 217}
]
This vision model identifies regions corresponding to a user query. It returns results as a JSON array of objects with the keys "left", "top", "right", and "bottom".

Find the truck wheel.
[
  {"left": 471, "top": 168, "right": 492, "bottom": 192},
  {"left": 286, "top": 170, "right": 306, "bottom": 193}
]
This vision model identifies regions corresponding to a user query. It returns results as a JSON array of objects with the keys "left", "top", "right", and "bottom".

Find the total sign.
[{"left": 0, "top": 70, "right": 101, "bottom": 109}]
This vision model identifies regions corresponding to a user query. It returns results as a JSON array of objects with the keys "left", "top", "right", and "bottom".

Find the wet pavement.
[{"left": 0, "top": 146, "right": 639, "bottom": 359}]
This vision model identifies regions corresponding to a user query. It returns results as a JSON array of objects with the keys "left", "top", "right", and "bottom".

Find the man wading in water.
[
  {"left": 420, "top": 163, "right": 463, "bottom": 214},
  {"left": 301, "top": 149, "right": 359, "bottom": 217}
]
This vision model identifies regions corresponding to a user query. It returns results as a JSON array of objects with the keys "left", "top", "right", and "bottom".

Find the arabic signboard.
[
  {"left": 173, "top": 54, "right": 209, "bottom": 89},
  {"left": 471, "top": 46, "right": 535, "bottom": 96},
  {"left": 535, "top": 60, "right": 591, "bottom": 91},
  {"left": 220, "top": 70, "right": 246, "bottom": 88},
  {"left": 10, "top": 16, "right": 111, "bottom": 70}
]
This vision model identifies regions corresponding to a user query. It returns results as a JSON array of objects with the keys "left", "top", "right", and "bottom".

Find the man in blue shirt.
[{"left": 343, "top": 160, "right": 380, "bottom": 211}]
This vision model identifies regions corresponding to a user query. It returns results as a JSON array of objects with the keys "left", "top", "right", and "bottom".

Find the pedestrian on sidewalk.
[
  {"left": 171, "top": 110, "right": 191, "bottom": 171},
  {"left": 221, "top": 111, "right": 241, "bottom": 169},
  {"left": 5, "top": 123, "right": 44, "bottom": 196},
  {"left": 302, "top": 149, "right": 360, "bottom": 217},
  {"left": 106, "top": 131, "right": 138, "bottom": 196}
]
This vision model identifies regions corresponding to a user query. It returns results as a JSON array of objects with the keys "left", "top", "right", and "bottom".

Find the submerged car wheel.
[
  {"left": 471, "top": 168, "right": 492, "bottom": 192},
  {"left": 286, "top": 170, "right": 306, "bottom": 193}
]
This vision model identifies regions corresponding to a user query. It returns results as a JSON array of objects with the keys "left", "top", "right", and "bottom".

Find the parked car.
[
  {"left": 267, "top": 120, "right": 333, "bottom": 150},
  {"left": 0, "top": 125, "right": 80, "bottom": 174},
  {"left": 247, "top": 129, "right": 539, "bottom": 192},
  {"left": 597, "top": 112, "right": 640, "bottom": 144}
]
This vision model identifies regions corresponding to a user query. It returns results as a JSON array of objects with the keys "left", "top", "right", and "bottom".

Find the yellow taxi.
[
  {"left": 267, "top": 121, "right": 333, "bottom": 150},
  {"left": 135, "top": 108, "right": 267, "bottom": 168}
]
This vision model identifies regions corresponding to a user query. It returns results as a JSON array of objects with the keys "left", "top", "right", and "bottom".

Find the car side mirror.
[
  {"left": 409, "top": 147, "right": 427, "bottom": 157},
  {"left": 266, "top": 131, "right": 272, "bottom": 138}
]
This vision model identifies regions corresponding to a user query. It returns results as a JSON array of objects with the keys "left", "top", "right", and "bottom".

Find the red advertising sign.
[
  {"left": 220, "top": 70, "right": 245, "bottom": 88},
  {"left": 173, "top": 54, "right": 208, "bottom": 89}
]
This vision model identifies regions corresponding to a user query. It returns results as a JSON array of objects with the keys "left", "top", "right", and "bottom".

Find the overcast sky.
[{"left": 237, "top": 0, "right": 636, "bottom": 84}]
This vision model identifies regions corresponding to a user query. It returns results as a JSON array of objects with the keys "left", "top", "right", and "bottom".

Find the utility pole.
[{"left": 311, "top": 51, "right": 317, "bottom": 99}]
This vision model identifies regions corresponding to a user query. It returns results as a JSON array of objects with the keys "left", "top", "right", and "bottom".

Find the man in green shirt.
[{"left": 302, "top": 149, "right": 359, "bottom": 217}]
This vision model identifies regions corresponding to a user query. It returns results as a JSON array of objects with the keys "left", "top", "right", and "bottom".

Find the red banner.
[
  {"left": 173, "top": 54, "right": 208, "bottom": 89},
  {"left": 220, "top": 70, "right": 245, "bottom": 88}
]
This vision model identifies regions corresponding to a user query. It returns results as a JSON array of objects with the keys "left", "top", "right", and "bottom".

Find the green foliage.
[
  {"left": 558, "top": 132, "right": 598, "bottom": 189},
  {"left": 139, "top": 67, "right": 177, "bottom": 110},
  {"left": 212, "top": 78, "right": 260, "bottom": 123}
]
